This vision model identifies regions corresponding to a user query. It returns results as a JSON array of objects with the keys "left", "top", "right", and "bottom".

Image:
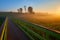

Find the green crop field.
[
  {"left": 0, "top": 16, "right": 5, "bottom": 26},
  {"left": 0, "top": 12, "right": 60, "bottom": 40}
]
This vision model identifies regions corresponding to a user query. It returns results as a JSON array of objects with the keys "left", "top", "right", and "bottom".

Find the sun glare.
[{"left": 56, "top": 7, "right": 60, "bottom": 15}]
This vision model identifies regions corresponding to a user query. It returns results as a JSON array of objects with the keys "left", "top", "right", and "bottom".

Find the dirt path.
[{"left": 7, "top": 19, "right": 30, "bottom": 40}]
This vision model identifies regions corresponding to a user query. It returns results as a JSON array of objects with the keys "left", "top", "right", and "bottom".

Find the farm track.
[
  {"left": 0, "top": 17, "right": 30, "bottom": 40},
  {"left": 7, "top": 19, "right": 30, "bottom": 40}
]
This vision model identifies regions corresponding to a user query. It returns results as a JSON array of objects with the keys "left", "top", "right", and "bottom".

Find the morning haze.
[{"left": 0, "top": 0, "right": 60, "bottom": 40}]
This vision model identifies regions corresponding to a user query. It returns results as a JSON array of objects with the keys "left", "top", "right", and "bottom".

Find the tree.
[
  {"left": 28, "top": 6, "right": 34, "bottom": 14},
  {"left": 17, "top": 8, "right": 23, "bottom": 13}
]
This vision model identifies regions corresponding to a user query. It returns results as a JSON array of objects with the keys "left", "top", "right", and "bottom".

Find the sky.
[{"left": 0, "top": 0, "right": 60, "bottom": 13}]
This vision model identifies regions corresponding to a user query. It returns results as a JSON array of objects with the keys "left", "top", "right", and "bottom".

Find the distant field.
[
  {"left": 13, "top": 13, "right": 60, "bottom": 31},
  {"left": 0, "top": 12, "right": 60, "bottom": 31}
]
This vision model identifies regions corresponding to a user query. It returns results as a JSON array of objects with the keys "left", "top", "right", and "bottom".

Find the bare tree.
[
  {"left": 17, "top": 8, "right": 23, "bottom": 13},
  {"left": 24, "top": 6, "right": 26, "bottom": 13}
]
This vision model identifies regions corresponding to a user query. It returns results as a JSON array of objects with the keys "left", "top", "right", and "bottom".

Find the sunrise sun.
[{"left": 56, "top": 7, "right": 60, "bottom": 15}]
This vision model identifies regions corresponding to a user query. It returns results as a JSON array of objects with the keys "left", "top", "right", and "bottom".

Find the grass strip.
[
  {"left": 12, "top": 18, "right": 45, "bottom": 40},
  {"left": 1, "top": 17, "right": 8, "bottom": 40}
]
